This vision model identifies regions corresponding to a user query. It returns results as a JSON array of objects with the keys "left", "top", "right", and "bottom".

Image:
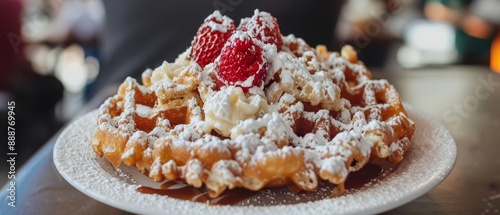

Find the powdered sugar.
[
  {"left": 136, "top": 104, "right": 153, "bottom": 118},
  {"left": 240, "top": 75, "right": 255, "bottom": 88},
  {"left": 205, "top": 11, "right": 234, "bottom": 33},
  {"left": 90, "top": 9, "right": 419, "bottom": 208},
  {"left": 268, "top": 51, "right": 342, "bottom": 107},
  {"left": 122, "top": 147, "right": 135, "bottom": 160},
  {"left": 239, "top": 9, "right": 282, "bottom": 49},
  {"left": 53, "top": 105, "right": 456, "bottom": 214}
]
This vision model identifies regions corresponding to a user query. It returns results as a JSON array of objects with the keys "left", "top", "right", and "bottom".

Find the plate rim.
[{"left": 53, "top": 104, "right": 457, "bottom": 215}]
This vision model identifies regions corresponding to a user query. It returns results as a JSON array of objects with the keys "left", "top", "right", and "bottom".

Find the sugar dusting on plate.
[{"left": 53, "top": 104, "right": 457, "bottom": 215}]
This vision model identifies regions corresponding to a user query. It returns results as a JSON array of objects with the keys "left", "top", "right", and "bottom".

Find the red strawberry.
[
  {"left": 238, "top": 10, "right": 283, "bottom": 51},
  {"left": 190, "top": 11, "right": 236, "bottom": 68},
  {"left": 215, "top": 31, "right": 267, "bottom": 91}
]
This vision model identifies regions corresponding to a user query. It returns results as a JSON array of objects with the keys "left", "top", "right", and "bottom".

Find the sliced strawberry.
[
  {"left": 215, "top": 31, "right": 267, "bottom": 92},
  {"left": 238, "top": 9, "right": 283, "bottom": 51},
  {"left": 189, "top": 11, "right": 236, "bottom": 68}
]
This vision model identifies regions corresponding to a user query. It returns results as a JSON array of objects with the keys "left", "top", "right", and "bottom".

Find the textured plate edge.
[
  {"left": 360, "top": 104, "right": 458, "bottom": 215},
  {"left": 52, "top": 104, "right": 458, "bottom": 215}
]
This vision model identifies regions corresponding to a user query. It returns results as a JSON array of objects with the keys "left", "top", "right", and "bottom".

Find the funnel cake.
[{"left": 92, "top": 10, "right": 416, "bottom": 198}]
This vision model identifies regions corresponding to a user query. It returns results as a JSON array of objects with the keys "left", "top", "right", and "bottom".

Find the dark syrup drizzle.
[
  {"left": 345, "top": 163, "right": 383, "bottom": 190},
  {"left": 137, "top": 181, "right": 258, "bottom": 205},
  {"left": 137, "top": 160, "right": 397, "bottom": 205}
]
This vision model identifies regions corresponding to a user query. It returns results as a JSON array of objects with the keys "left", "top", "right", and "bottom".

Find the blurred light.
[
  {"left": 424, "top": 2, "right": 450, "bottom": 22},
  {"left": 55, "top": 45, "right": 88, "bottom": 93},
  {"left": 342, "top": 0, "right": 385, "bottom": 22},
  {"left": 398, "top": 20, "right": 458, "bottom": 67},
  {"left": 26, "top": 44, "right": 62, "bottom": 75},
  {"left": 22, "top": 12, "right": 50, "bottom": 42},
  {"left": 397, "top": 45, "right": 421, "bottom": 68},
  {"left": 47, "top": 47, "right": 63, "bottom": 73},
  {"left": 26, "top": 44, "right": 51, "bottom": 75},
  {"left": 397, "top": 44, "right": 458, "bottom": 68},
  {"left": 492, "top": 34, "right": 500, "bottom": 73},
  {"left": 462, "top": 15, "right": 494, "bottom": 39},
  {"left": 85, "top": 56, "right": 100, "bottom": 82},
  {"left": 405, "top": 21, "right": 455, "bottom": 52}
]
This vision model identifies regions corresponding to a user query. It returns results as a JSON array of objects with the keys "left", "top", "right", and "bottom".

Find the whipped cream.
[
  {"left": 148, "top": 52, "right": 190, "bottom": 88},
  {"left": 203, "top": 86, "right": 268, "bottom": 137}
]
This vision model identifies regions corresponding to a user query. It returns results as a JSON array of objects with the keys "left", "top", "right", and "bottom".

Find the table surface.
[{"left": 2, "top": 66, "right": 500, "bottom": 214}]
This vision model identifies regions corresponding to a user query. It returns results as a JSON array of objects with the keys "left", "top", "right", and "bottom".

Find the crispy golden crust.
[{"left": 92, "top": 38, "right": 416, "bottom": 198}]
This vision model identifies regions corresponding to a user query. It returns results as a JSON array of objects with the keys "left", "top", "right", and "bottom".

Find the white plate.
[{"left": 53, "top": 104, "right": 457, "bottom": 215}]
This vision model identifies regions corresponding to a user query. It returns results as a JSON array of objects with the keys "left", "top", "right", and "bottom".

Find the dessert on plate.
[{"left": 92, "top": 10, "right": 416, "bottom": 198}]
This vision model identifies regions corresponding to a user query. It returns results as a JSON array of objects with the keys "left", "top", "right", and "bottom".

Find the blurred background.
[{"left": 0, "top": 0, "right": 499, "bottom": 183}]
